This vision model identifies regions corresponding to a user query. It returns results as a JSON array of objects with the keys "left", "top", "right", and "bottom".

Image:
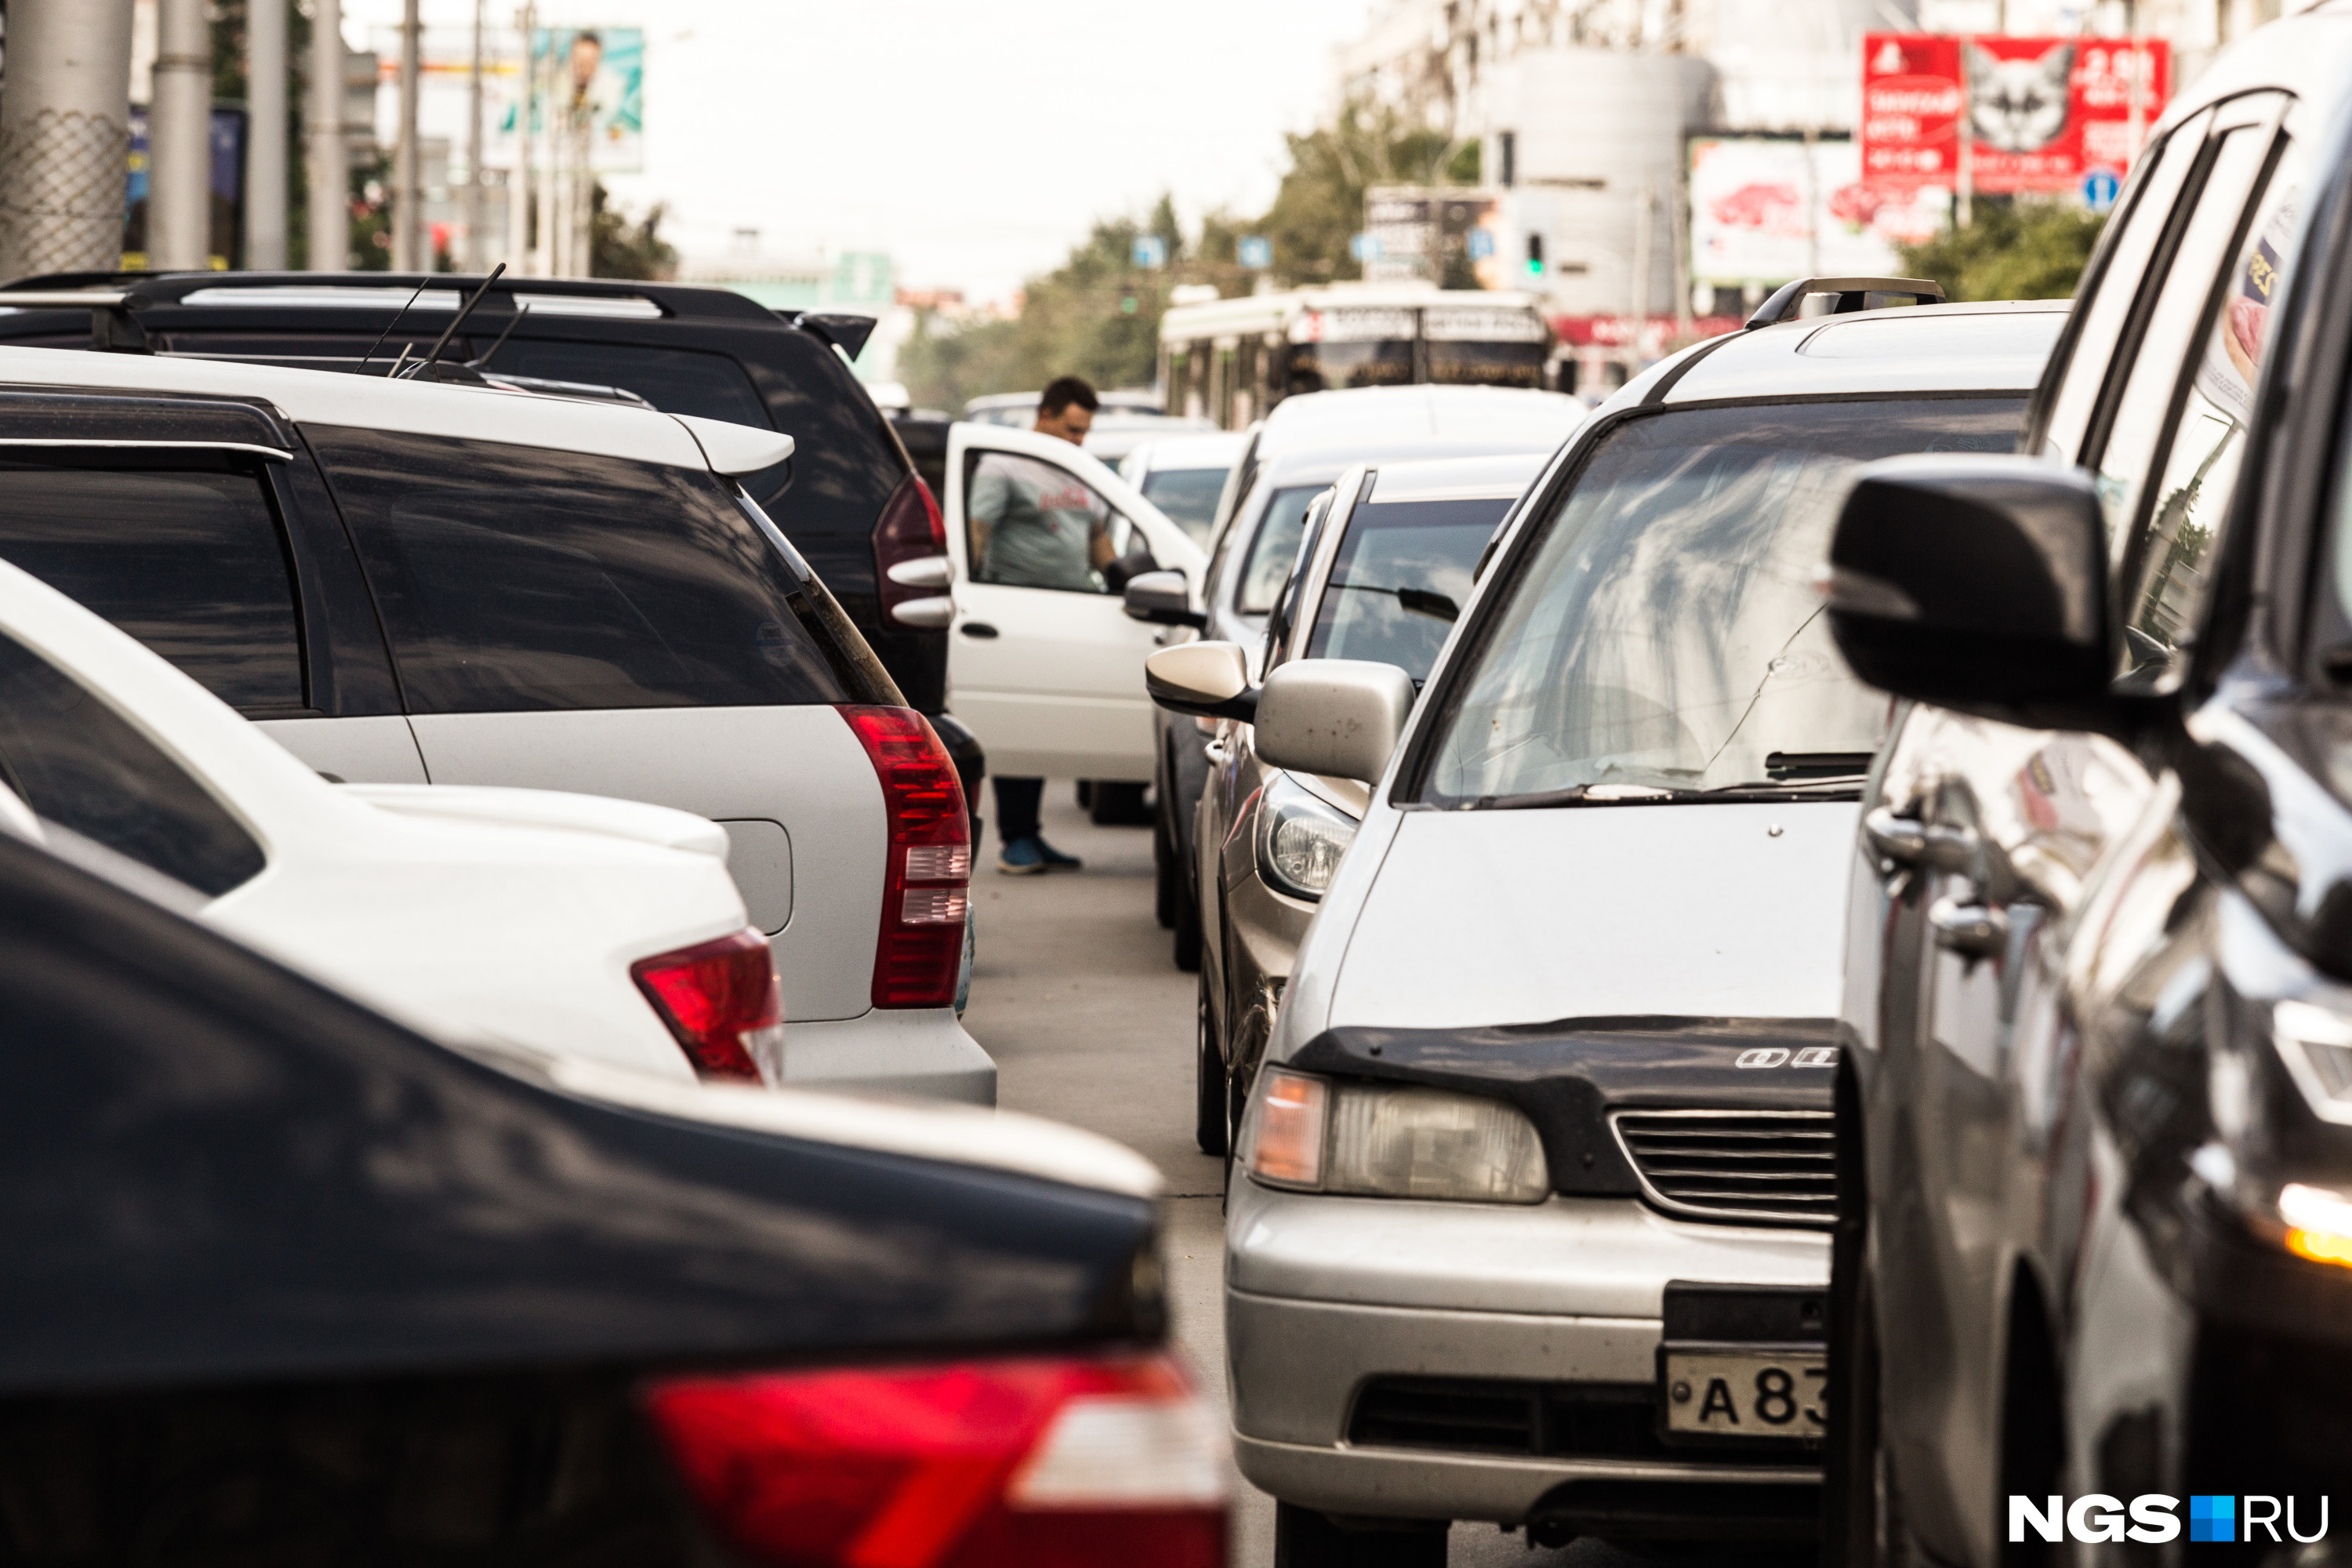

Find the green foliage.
[
  {"left": 1897, "top": 199, "right": 2107, "bottom": 302},
  {"left": 1260, "top": 100, "right": 1468, "bottom": 287},
  {"left": 590, "top": 183, "right": 678, "bottom": 280}
]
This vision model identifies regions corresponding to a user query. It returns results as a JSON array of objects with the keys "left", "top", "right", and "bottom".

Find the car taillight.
[
  {"left": 643, "top": 1351, "right": 1225, "bottom": 1568},
  {"left": 631, "top": 928, "right": 782, "bottom": 1084},
  {"left": 840, "top": 706, "right": 970, "bottom": 1009},
  {"left": 874, "top": 471, "right": 953, "bottom": 628}
]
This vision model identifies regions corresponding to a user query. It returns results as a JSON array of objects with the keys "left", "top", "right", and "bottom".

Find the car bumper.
[
  {"left": 782, "top": 1007, "right": 997, "bottom": 1105},
  {"left": 1225, "top": 1179, "right": 1827, "bottom": 1526}
]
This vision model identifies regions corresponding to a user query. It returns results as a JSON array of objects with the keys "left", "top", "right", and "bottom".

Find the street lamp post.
[
  {"left": 394, "top": 0, "right": 423, "bottom": 272},
  {"left": 150, "top": 0, "right": 214, "bottom": 270},
  {"left": 247, "top": 0, "right": 289, "bottom": 270},
  {"left": 306, "top": 0, "right": 347, "bottom": 270},
  {"left": 0, "top": 0, "right": 137, "bottom": 280}
]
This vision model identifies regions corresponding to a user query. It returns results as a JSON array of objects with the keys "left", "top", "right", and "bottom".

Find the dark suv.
[{"left": 0, "top": 271, "right": 966, "bottom": 736}]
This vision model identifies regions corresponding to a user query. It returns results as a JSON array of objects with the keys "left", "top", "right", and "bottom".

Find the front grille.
[
  {"left": 1347, "top": 1377, "right": 1675, "bottom": 1461},
  {"left": 1612, "top": 1109, "right": 1836, "bottom": 1226}
]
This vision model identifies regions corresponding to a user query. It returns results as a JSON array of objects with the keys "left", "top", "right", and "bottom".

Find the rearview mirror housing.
[
  {"left": 1123, "top": 569, "right": 1205, "bottom": 628},
  {"left": 1253, "top": 660, "right": 1416, "bottom": 786},
  {"left": 1825, "top": 455, "right": 2115, "bottom": 727},
  {"left": 1145, "top": 641, "right": 1256, "bottom": 721}
]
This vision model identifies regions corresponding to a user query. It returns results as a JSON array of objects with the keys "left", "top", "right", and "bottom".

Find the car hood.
[
  {"left": 1327, "top": 800, "right": 1857, "bottom": 1030},
  {"left": 341, "top": 783, "right": 730, "bottom": 858}
]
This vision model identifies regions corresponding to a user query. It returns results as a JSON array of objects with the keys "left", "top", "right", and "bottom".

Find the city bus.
[{"left": 1156, "top": 282, "right": 1553, "bottom": 429}]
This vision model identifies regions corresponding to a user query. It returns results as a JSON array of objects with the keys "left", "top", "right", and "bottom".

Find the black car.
[
  {"left": 0, "top": 822, "right": 1220, "bottom": 1564},
  {"left": 1820, "top": 18, "right": 2352, "bottom": 1565},
  {"left": 0, "top": 270, "right": 982, "bottom": 788}
]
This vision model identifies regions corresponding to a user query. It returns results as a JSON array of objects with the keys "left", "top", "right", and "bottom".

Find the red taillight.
[
  {"left": 643, "top": 1352, "right": 1226, "bottom": 1568},
  {"left": 874, "top": 472, "right": 950, "bottom": 626},
  {"left": 631, "top": 928, "right": 782, "bottom": 1083},
  {"left": 840, "top": 706, "right": 970, "bottom": 1009}
]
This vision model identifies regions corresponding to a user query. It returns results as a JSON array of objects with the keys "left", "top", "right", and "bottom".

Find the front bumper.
[{"left": 1225, "top": 1179, "right": 1827, "bottom": 1526}]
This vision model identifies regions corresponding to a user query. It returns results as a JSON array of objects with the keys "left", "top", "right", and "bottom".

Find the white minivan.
[{"left": 1145, "top": 290, "right": 2069, "bottom": 1563}]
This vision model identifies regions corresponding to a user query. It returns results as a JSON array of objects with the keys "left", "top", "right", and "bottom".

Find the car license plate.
[{"left": 1661, "top": 1350, "right": 1826, "bottom": 1440}]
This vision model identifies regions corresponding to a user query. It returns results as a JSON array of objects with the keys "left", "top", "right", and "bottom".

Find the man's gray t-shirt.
[{"left": 971, "top": 453, "right": 1104, "bottom": 590}]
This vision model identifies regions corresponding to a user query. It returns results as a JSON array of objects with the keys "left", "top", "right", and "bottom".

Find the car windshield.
[
  {"left": 1415, "top": 397, "right": 2025, "bottom": 803},
  {"left": 1140, "top": 466, "right": 1229, "bottom": 546},
  {"left": 1305, "top": 495, "right": 1512, "bottom": 682},
  {"left": 1238, "top": 485, "right": 1329, "bottom": 615}
]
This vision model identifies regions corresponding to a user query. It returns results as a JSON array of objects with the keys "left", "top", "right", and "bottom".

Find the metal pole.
[
  {"left": 535, "top": 34, "right": 558, "bottom": 278},
  {"left": 0, "top": 0, "right": 137, "bottom": 280},
  {"left": 306, "top": 0, "right": 346, "bottom": 269},
  {"left": 466, "top": 0, "right": 488, "bottom": 271},
  {"left": 510, "top": 7, "right": 535, "bottom": 273},
  {"left": 150, "top": 0, "right": 213, "bottom": 270},
  {"left": 2125, "top": 2, "right": 2147, "bottom": 164},
  {"left": 394, "top": 0, "right": 423, "bottom": 271},
  {"left": 246, "top": 0, "right": 289, "bottom": 268}
]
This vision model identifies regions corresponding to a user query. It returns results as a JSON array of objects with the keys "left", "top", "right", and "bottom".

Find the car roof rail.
[
  {"left": 1744, "top": 276, "right": 1945, "bottom": 330},
  {"left": 0, "top": 289, "right": 154, "bottom": 352}
]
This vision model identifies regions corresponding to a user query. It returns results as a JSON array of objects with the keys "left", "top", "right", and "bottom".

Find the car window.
[
  {"left": 1305, "top": 496, "right": 1511, "bottom": 682},
  {"left": 0, "top": 453, "right": 304, "bottom": 711},
  {"left": 2092, "top": 123, "right": 2278, "bottom": 560},
  {"left": 0, "top": 629, "right": 264, "bottom": 896},
  {"left": 2118, "top": 128, "right": 2310, "bottom": 681},
  {"left": 478, "top": 339, "right": 773, "bottom": 428},
  {"left": 307, "top": 427, "right": 851, "bottom": 713},
  {"left": 964, "top": 450, "right": 1133, "bottom": 594},
  {"left": 1139, "top": 466, "right": 1229, "bottom": 547},
  {"left": 2037, "top": 109, "right": 2215, "bottom": 460},
  {"left": 1238, "top": 485, "right": 1329, "bottom": 615},
  {"left": 1414, "top": 397, "right": 2025, "bottom": 804}
]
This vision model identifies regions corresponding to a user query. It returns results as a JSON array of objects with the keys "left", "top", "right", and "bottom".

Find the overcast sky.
[{"left": 338, "top": 0, "right": 1375, "bottom": 304}]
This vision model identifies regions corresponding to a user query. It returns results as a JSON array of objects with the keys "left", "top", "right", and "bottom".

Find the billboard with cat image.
[{"left": 1862, "top": 33, "right": 2169, "bottom": 196}]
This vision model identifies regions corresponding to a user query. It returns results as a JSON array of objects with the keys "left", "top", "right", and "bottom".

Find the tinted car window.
[
  {"left": 0, "top": 630, "right": 264, "bottom": 896},
  {"left": 1306, "top": 496, "right": 1511, "bottom": 681},
  {"left": 0, "top": 453, "right": 303, "bottom": 710},
  {"left": 1140, "top": 466, "right": 1229, "bottom": 547},
  {"left": 1416, "top": 398, "right": 2024, "bottom": 804},
  {"left": 308, "top": 427, "right": 850, "bottom": 713},
  {"left": 478, "top": 339, "right": 773, "bottom": 428},
  {"left": 1239, "top": 485, "right": 1330, "bottom": 615}
]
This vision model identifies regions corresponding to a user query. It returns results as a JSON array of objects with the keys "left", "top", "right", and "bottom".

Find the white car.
[
  {"left": 0, "top": 554, "right": 782, "bottom": 1083},
  {"left": 1146, "top": 294, "right": 2070, "bottom": 1563},
  {"left": 1119, "top": 430, "right": 1248, "bottom": 550},
  {"left": 0, "top": 347, "right": 993, "bottom": 1102}
]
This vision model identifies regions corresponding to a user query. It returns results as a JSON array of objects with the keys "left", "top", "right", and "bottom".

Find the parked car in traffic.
[
  {"left": 1146, "top": 383, "right": 1585, "bottom": 971},
  {"left": 1145, "top": 288, "right": 2063, "bottom": 1563},
  {"left": 0, "top": 346, "right": 993, "bottom": 1102},
  {"left": 1120, "top": 430, "right": 1249, "bottom": 549},
  {"left": 1817, "top": 20, "right": 2352, "bottom": 1564},
  {"left": 1156, "top": 451, "right": 1544, "bottom": 1156},
  {"left": 0, "top": 822, "right": 1222, "bottom": 1564}
]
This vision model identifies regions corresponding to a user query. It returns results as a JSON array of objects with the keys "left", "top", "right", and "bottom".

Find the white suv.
[{"left": 0, "top": 347, "right": 992, "bottom": 1102}]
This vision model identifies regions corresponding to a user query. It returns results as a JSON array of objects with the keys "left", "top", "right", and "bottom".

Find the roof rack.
[
  {"left": 0, "top": 289, "right": 153, "bottom": 352},
  {"left": 1744, "top": 276, "right": 1945, "bottom": 330}
]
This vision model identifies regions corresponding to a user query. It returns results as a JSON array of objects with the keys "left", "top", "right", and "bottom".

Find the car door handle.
[
  {"left": 1864, "top": 807, "right": 1977, "bottom": 872},
  {"left": 1929, "top": 895, "right": 2008, "bottom": 958},
  {"left": 959, "top": 622, "right": 999, "bottom": 639}
]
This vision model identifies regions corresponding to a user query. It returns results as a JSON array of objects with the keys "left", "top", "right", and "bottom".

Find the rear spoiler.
[
  {"left": 792, "top": 312, "right": 877, "bottom": 360},
  {"left": 1744, "top": 276, "right": 1944, "bottom": 329}
]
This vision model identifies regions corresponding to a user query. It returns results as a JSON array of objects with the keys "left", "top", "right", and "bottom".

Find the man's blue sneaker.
[
  {"left": 1033, "top": 837, "right": 1083, "bottom": 871},
  {"left": 997, "top": 837, "right": 1047, "bottom": 875}
]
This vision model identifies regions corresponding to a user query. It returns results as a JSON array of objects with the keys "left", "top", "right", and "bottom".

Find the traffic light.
[{"left": 1525, "top": 234, "right": 1544, "bottom": 277}]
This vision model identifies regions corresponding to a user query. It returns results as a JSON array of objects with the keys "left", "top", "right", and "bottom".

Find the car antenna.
[
  {"left": 401, "top": 263, "right": 506, "bottom": 379},
  {"left": 356, "top": 276, "right": 433, "bottom": 377},
  {"left": 466, "top": 303, "right": 526, "bottom": 369}
]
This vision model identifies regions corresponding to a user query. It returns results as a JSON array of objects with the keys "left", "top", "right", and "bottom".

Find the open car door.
[{"left": 943, "top": 423, "right": 1206, "bottom": 782}]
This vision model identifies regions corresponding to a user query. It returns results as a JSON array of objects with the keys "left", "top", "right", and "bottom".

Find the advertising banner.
[
  {"left": 529, "top": 27, "right": 644, "bottom": 172},
  {"left": 1688, "top": 135, "right": 1942, "bottom": 287},
  {"left": 1861, "top": 32, "right": 2169, "bottom": 194}
]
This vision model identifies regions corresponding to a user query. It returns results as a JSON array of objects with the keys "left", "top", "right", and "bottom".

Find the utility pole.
[
  {"left": 306, "top": 0, "right": 347, "bottom": 269},
  {"left": 510, "top": 6, "right": 536, "bottom": 274},
  {"left": 466, "top": 0, "right": 488, "bottom": 271},
  {"left": 150, "top": 0, "right": 213, "bottom": 270},
  {"left": 394, "top": 0, "right": 423, "bottom": 271},
  {"left": 0, "top": 0, "right": 137, "bottom": 280},
  {"left": 246, "top": 0, "right": 289, "bottom": 269}
]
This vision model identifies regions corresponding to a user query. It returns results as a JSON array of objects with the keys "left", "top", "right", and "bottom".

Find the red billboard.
[{"left": 1861, "top": 33, "right": 2169, "bottom": 194}]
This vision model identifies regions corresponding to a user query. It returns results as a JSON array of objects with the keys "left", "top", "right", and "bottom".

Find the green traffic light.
[{"left": 1526, "top": 259, "right": 1543, "bottom": 275}]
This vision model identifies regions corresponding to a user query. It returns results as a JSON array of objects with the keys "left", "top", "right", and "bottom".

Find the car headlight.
[
  {"left": 1238, "top": 1065, "right": 1549, "bottom": 1203},
  {"left": 1255, "top": 776, "right": 1359, "bottom": 901}
]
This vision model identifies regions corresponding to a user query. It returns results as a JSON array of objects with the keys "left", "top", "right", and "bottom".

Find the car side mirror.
[
  {"left": 1123, "top": 568, "right": 1206, "bottom": 629},
  {"left": 1824, "top": 454, "right": 2114, "bottom": 726},
  {"left": 1103, "top": 548, "right": 1159, "bottom": 596},
  {"left": 1145, "top": 641, "right": 1256, "bottom": 720},
  {"left": 1252, "top": 659, "right": 1416, "bottom": 786}
]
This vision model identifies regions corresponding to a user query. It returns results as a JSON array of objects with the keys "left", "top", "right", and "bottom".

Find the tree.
[
  {"left": 591, "top": 183, "right": 677, "bottom": 280},
  {"left": 1259, "top": 100, "right": 1473, "bottom": 287},
  {"left": 1897, "top": 199, "right": 2107, "bottom": 302}
]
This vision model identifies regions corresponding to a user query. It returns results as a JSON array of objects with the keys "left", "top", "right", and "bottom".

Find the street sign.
[
  {"left": 2083, "top": 167, "right": 2121, "bottom": 213},
  {"left": 1237, "top": 235, "right": 1272, "bottom": 270},
  {"left": 1467, "top": 228, "right": 1495, "bottom": 260},
  {"left": 1132, "top": 235, "right": 1167, "bottom": 269},
  {"left": 1348, "top": 232, "right": 1382, "bottom": 263}
]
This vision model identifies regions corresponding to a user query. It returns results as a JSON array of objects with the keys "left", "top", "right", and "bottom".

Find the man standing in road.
[{"left": 967, "top": 375, "right": 1105, "bottom": 874}]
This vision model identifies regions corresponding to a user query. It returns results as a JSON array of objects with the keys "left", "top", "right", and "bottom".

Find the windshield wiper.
[
  {"left": 1764, "top": 750, "right": 1875, "bottom": 782},
  {"left": 1480, "top": 782, "right": 1679, "bottom": 808},
  {"left": 1330, "top": 581, "right": 1460, "bottom": 622}
]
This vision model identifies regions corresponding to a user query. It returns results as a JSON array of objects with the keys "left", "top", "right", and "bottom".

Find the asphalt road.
[{"left": 964, "top": 786, "right": 1766, "bottom": 1568}]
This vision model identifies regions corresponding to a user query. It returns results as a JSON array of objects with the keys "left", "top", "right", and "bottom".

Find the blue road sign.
[
  {"left": 1468, "top": 228, "right": 1496, "bottom": 260},
  {"left": 1133, "top": 235, "right": 1168, "bottom": 269},
  {"left": 2083, "top": 168, "right": 2121, "bottom": 214},
  {"left": 1238, "top": 235, "right": 1272, "bottom": 270},
  {"left": 1349, "top": 232, "right": 1382, "bottom": 263}
]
